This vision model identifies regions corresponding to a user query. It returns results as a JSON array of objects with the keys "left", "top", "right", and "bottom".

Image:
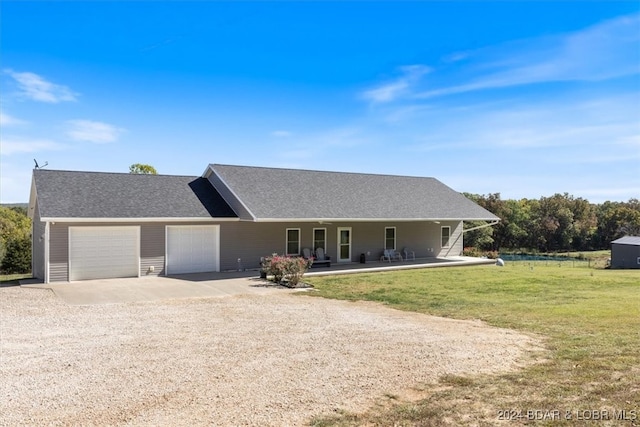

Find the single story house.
[
  {"left": 610, "top": 236, "right": 640, "bottom": 269},
  {"left": 29, "top": 164, "right": 500, "bottom": 283}
]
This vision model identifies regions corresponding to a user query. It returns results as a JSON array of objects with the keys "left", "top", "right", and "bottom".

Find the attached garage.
[
  {"left": 166, "top": 225, "right": 220, "bottom": 274},
  {"left": 69, "top": 226, "right": 140, "bottom": 281}
]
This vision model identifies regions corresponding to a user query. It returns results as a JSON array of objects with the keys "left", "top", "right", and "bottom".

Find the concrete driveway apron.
[{"left": 25, "top": 275, "right": 296, "bottom": 305}]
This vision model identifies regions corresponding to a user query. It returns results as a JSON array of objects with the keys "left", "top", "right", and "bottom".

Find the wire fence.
[{"left": 498, "top": 255, "right": 609, "bottom": 269}]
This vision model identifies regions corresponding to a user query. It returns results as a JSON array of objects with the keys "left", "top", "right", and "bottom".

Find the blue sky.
[{"left": 1, "top": 1, "right": 639, "bottom": 204}]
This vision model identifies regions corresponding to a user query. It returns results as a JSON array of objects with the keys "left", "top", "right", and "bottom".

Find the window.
[
  {"left": 385, "top": 227, "right": 396, "bottom": 250},
  {"left": 286, "top": 229, "right": 300, "bottom": 255},
  {"left": 441, "top": 226, "right": 451, "bottom": 248},
  {"left": 313, "top": 228, "right": 326, "bottom": 252}
]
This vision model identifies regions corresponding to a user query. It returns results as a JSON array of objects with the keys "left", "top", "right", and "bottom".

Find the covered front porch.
[
  {"left": 304, "top": 256, "right": 496, "bottom": 277},
  {"left": 156, "top": 256, "right": 496, "bottom": 281},
  {"left": 234, "top": 255, "right": 496, "bottom": 280}
]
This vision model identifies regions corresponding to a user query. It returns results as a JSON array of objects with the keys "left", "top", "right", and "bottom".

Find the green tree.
[
  {"left": 129, "top": 163, "right": 158, "bottom": 174},
  {"left": 463, "top": 193, "right": 497, "bottom": 250},
  {"left": 595, "top": 199, "right": 640, "bottom": 248},
  {"left": 0, "top": 206, "right": 31, "bottom": 274},
  {"left": 530, "top": 194, "right": 575, "bottom": 251},
  {"left": 1, "top": 236, "right": 31, "bottom": 274}
]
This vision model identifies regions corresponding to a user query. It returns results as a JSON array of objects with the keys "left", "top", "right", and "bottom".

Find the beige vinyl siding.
[
  {"left": 47, "top": 221, "right": 220, "bottom": 282},
  {"left": 437, "top": 221, "right": 463, "bottom": 257},
  {"left": 49, "top": 224, "right": 69, "bottom": 282},
  {"left": 31, "top": 220, "right": 45, "bottom": 280},
  {"left": 218, "top": 221, "right": 460, "bottom": 270},
  {"left": 31, "top": 202, "right": 46, "bottom": 280},
  {"left": 140, "top": 224, "right": 166, "bottom": 276},
  {"left": 218, "top": 222, "right": 282, "bottom": 271},
  {"left": 46, "top": 219, "right": 466, "bottom": 281}
]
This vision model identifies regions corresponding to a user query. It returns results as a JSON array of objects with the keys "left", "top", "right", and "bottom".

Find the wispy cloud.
[
  {"left": 271, "top": 130, "right": 292, "bottom": 137},
  {"left": 0, "top": 111, "right": 27, "bottom": 127},
  {"left": 66, "top": 120, "right": 125, "bottom": 143},
  {"left": 362, "top": 65, "right": 431, "bottom": 104},
  {"left": 415, "top": 13, "right": 640, "bottom": 99},
  {"left": 0, "top": 136, "right": 64, "bottom": 156},
  {"left": 404, "top": 93, "right": 639, "bottom": 153},
  {"left": 4, "top": 69, "right": 78, "bottom": 103}
]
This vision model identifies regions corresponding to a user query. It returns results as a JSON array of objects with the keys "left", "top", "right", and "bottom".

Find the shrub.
[
  {"left": 462, "top": 247, "right": 498, "bottom": 259},
  {"left": 463, "top": 247, "right": 482, "bottom": 257},
  {"left": 1, "top": 236, "right": 31, "bottom": 274},
  {"left": 261, "top": 254, "right": 313, "bottom": 286}
]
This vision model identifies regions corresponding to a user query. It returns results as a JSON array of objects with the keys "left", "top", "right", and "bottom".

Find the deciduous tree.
[{"left": 129, "top": 163, "right": 158, "bottom": 174}]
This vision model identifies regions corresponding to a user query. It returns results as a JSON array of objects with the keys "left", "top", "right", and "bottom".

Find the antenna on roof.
[{"left": 34, "top": 159, "right": 48, "bottom": 169}]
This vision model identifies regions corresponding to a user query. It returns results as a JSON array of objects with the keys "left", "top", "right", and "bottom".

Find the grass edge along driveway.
[{"left": 305, "top": 263, "right": 639, "bottom": 427}]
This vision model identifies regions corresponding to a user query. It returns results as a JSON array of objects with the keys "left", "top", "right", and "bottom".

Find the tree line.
[{"left": 464, "top": 193, "right": 640, "bottom": 253}]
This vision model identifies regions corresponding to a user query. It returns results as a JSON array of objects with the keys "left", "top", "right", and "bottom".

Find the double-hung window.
[
  {"left": 286, "top": 228, "right": 301, "bottom": 255},
  {"left": 441, "top": 226, "right": 451, "bottom": 248},
  {"left": 313, "top": 228, "right": 326, "bottom": 252},
  {"left": 385, "top": 227, "right": 396, "bottom": 250}
]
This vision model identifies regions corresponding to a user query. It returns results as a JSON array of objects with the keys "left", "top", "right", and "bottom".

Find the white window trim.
[
  {"left": 312, "top": 228, "right": 327, "bottom": 252},
  {"left": 286, "top": 228, "right": 301, "bottom": 256},
  {"left": 337, "top": 227, "right": 352, "bottom": 262},
  {"left": 384, "top": 226, "right": 396, "bottom": 250},
  {"left": 441, "top": 226, "right": 451, "bottom": 248}
]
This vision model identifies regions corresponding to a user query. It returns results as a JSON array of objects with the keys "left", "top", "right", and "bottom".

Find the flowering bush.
[
  {"left": 463, "top": 247, "right": 499, "bottom": 259},
  {"left": 261, "top": 254, "right": 313, "bottom": 286}
]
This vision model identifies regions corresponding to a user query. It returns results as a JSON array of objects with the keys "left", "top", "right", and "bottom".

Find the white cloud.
[
  {"left": 362, "top": 65, "right": 431, "bottom": 104},
  {"left": 363, "top": 80, "right": 409, "bottom": 104},
  {"left": 66, "top": 120, "right": 125, "bottom": 143},
  {"left": 0, "top": 111, "right": 27, "bottom": 127},
  {"left": 0, "top": 136, "right": 64, "bottom": 155},
  {"left": 4, "top": 69, "right": 78, "bottom": 103}
]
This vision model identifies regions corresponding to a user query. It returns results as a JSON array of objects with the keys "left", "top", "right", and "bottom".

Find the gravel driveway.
[{"left": 1, "top": 285, "right": 542, "bottom": 426}]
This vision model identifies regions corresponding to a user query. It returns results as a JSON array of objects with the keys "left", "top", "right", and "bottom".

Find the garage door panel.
[
  {"left": 69, "top": 227, "right": 140, "bottom": 281},
  {"left": 166, "top": 226, "right": 219, "bottom": 275}
]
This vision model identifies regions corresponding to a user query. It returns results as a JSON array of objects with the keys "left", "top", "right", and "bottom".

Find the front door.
[{"left": 337, "top": 227, "right": 352, "bottom": 262}]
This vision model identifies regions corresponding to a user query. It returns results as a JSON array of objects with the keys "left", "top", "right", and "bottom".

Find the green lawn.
[{"left": 305, "top": 263, "right": 639, "bottom": 426}]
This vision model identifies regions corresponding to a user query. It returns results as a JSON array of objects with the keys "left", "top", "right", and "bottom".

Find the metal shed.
[{"left": 610, "top": 236, "right": 640, "bottom": 269}]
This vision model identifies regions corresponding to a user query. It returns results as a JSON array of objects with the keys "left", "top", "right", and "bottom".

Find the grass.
[{"left": 305, "top": 263, "right": 639, "bottom": 426}]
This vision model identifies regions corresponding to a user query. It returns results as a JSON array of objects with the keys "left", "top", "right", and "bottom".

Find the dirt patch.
[{"left": 0, "top": 286, "right": 544, "bottom": 426}]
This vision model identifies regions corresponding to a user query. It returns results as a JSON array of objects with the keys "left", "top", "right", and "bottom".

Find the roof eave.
[
  {"left": 251, "top": 217, "right": 501, "bottom": 223},
  {"left": 39, "top": 217, "right": 240, "bottom": 223}
]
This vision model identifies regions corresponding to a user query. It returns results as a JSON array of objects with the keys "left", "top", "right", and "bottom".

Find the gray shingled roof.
[
  {"left": 33, "top": 169, "right": 237, "bottom": 219},
  {"left": 209, "top": 164, "right": 500, "bottom": 221}
]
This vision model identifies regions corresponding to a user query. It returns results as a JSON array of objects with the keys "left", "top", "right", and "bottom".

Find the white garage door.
[
  {"left": 69, "top": 226, "right": 140, "bottom": 281},
  {"left": 166, "top": 225, "right": 219, "bottom": 275}
]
